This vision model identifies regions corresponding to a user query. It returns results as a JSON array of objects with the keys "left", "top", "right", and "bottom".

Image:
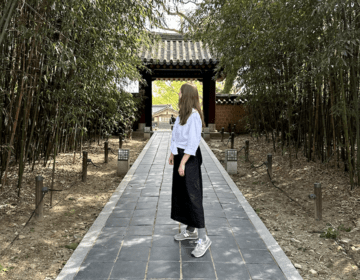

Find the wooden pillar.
[
  {"left": 209, "top": 76, "right": 216, "bottom": 125},
  {"left": 144, "top": 74, "right": 153, "bottom": 129},
  {"left": 203, "top": 75, "right": 210, "bottom": 126},
  {"left": 138, "top": 79, "right": 146, "bottom": 131},
  {"left": 203, "top": 71, "right": 216, "bottom": 129}
]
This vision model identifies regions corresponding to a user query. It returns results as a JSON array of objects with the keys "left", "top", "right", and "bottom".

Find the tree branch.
[{"left": 159, "top": 2, "right": 195, "bottom": 29}]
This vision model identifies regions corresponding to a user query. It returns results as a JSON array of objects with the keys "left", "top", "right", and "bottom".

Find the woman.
[{"left": 168, "top": 83, "right": 212, "bottom": 258}]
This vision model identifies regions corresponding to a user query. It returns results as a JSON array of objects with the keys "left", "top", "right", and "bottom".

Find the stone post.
[
  {"left": 117, "top": 149, "right": 130, "bottom": 176},
  {"left": 225, "top": 149, "right": 237, "bottom": 174},
  {"left": 144, "top": 127, "right": 151, "bottom": 139}
]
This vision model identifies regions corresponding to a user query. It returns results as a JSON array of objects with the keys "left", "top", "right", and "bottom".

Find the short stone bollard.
[
  {"left": 144, "top": 127, "right": 151, "bottom": 139},
  {"left": 117, "top": 149, "right": 130, "bottom": 176},
  {"left": 225, "top": 149, "right": 237, "bottom": 174},
  {"left": 203, "top": 127, "right": 210, "bottom": 141}
]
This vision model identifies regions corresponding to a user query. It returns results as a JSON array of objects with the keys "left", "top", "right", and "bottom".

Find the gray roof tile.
[{"left": 141, "top": 33, "right": 218, "bottom": 66}]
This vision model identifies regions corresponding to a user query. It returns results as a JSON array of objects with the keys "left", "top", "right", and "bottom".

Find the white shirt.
[{"left": 170, "top": 108, "right": 202, "bottom": 156}]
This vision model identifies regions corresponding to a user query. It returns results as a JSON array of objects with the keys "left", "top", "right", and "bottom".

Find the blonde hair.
[{"left": 178, "top": 83, "right": 205, "bottom": 127}]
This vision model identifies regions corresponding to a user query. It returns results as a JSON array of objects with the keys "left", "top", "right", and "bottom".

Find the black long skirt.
[{"left": 171, "top": 146, "right": 205, "bottom": 228}]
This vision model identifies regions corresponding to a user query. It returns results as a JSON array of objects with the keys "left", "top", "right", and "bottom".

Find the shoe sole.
[
  {"left": 174, "top": 235, "right": 198, "bottom": 241},
  {"left": 191, "top": 240, "right": 212, "bottom": 258}
]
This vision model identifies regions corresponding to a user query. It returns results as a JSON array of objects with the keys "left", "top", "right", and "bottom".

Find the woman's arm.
[
  {"left": 178, "top": 113, "right": 201, "bottom": 176},
  {"left": 178, "top": 153, "right": 190, "bottom": 177}
]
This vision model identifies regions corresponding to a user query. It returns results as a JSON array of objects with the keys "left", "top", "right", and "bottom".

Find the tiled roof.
[
  {"left": 152, "top": 104, "right": 177, "bottom": 115},
  {"left": 141, "top": 33, "right": 218, "bottom": 66}
]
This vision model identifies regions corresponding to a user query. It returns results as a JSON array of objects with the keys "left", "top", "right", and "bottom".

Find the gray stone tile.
[
  {"left": 122, "top": 235, "right": 152, "bottom": 247},
  {"left": 117, "top": 245, "right": 150, "bottom": 261},
  {"left": 227, "top": 218, "right": 254, "bottom": 228},
  {"left": 105, "top": 217, "right": 131, "bottom": 227},
  {"left": 234, "top": 234, "right": 267, "bottom": 249},
  {"left": 133, "top": 209, "right": 156, "bottom": 217},
  {"left": 203, "top": 203, "right": 223, "bottom": 211},
  {"left": 126, "top": 225, "right": 153, "bottom": 236},
  {"left": 97, "top": 227, "right": 127, "bottom": 239},
  {"left": 135, "top": 202, "right": 158, "bottom": 209},
  {"left": 109, "top": 209, "right": 134, "bottom": 218},
  {"left": 158, "top": 196, "right": 171, "bottom": 202},
  {"left": 138, "top": 197, "right": 158, "bottom": 202},
  {"left": 147, "top": 261, "right": 180, "bottom": 278},
  {"left": 224, "top": 209, "right": 248, "bottom": 219},
  {"left": 213, "top": 262, "right": 251, "bottom": 280},
  {"left": 140, "top": 191, "right": 160, "bottom": 197},
  {"left": 207, "top": 236, "right": 238, "bottom": 249},
  {"left": 83, "top": 247, "right": 119, "bottom": 263},
  {"left": 130, "top": 216, "right": 155, "bottom": 226},
  {"left": 231, "top": 225, "right": 258, "bottom": 235},
  {"left": 144, "top": 183, "right": 161, "bottom": 188},
  {"left": 218, "top": 197, "right": 238, "bottom": 203},
  {"left": 205, "top": 210, "right": 226, "bottom": 217},
  {"left": 157, "top": 202, "right": 171, "bottom": 209},
  {"left": 140, "top": 188, "right": 160, "bottom": 195},
  {"left": 241, "top": 248, "right": 275, "bottom": 264},
  {"left": 152, "top": 234, "right": 179, "bottom": 247},
  {"left": 149, "top": 171, "right": 164, "bottom": 175},
  {"left": 222, "top": 204, "right": 244, "bottom": 212},
  {"left": 205, "top": 226, "right": 233, "bottom": 238},
  {"left": 117, "top": 196, "right": 139, "bottom": 203},
  {"left": 74, "top": 262, "right": 113, "bottom": 279},
  {"left": 156, "top": 208, "right": 171, "bottom": 216},
  {"left": 149, "top": 246, "right": 180, "bottom": 261},
  {"left": 180, "top": 239, "right": 198, "bottom": 248},
  {"left": 155, "top": 216, "right": 179, "bottom": 225},
  {"left": 205, "top": 217, "right": 229, "bottom": 227},
  {"left": 182, "top": 262, "right": 216, "bottom": 278},
  {"left": 92, "top": 236, "right": 123, "bottom": 249},
  {"left": 109, "top": 260, "right": 147, "bottom": 279},
  {"left": 181, "top": 247, "right": 212, "bottom": 262},
  {"left": 247, "top": 263, "right": 287, "bottom": 280},
  {"left": 154, "top": 224, "right": 179, "bottom": 235},
  {"left": 210, "top": 246, "right": 244, "bottom": 264},
  {"left": 115, "top": 202, "right": 137, "bottom": 210}
]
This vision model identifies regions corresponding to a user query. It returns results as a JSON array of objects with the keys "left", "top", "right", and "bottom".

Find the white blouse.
[{"left": 170, "top": 108, "right": 202, "bottom": 156}]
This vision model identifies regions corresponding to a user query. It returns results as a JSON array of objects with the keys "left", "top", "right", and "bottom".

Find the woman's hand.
[
  {"left": 169, "top": 153, "right": 174, "bottom": 165},
  {"left": 178, "top": 163, "right": 185, "bottom": 177}
]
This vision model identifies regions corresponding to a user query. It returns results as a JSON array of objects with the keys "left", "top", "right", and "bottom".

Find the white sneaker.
[
  {"left": 174, "top": 228, "right": 198, "bottom": 241},
  {"left": 191, "top": 236, "right": 212, "bottom": 258}
]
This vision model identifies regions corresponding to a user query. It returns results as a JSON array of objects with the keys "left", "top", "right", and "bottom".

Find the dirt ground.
[
  {"left": 207, "top": 135, "right": 360, "bottom": 280},
  {"left": 0, "top": 135, "right": 148, "bottom": 280}
]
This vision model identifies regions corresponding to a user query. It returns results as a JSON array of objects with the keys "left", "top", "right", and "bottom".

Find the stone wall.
[{"left": 215, "top": 104, "right": 248, "bottom": 133}]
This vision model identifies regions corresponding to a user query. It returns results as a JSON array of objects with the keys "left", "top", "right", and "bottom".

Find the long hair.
[{"left": 178, "top": 83, "right": 205, "bottom": 127}]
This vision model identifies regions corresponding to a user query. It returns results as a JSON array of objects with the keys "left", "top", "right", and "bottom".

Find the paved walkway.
[{"left": 57, "top": 132, "right": 302, "bottom": 280}]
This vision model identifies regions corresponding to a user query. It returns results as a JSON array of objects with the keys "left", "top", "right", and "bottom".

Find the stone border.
[
  {"left": 56, "top": 133, "right": 157, "bottom": 280},
  {"left": 200, "top": 138, "right": 303, "bottom": 280}
]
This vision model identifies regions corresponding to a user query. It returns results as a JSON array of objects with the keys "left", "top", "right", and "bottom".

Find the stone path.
[{"left": 57, "top": 132, "right": 302, "bottom": 280}]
